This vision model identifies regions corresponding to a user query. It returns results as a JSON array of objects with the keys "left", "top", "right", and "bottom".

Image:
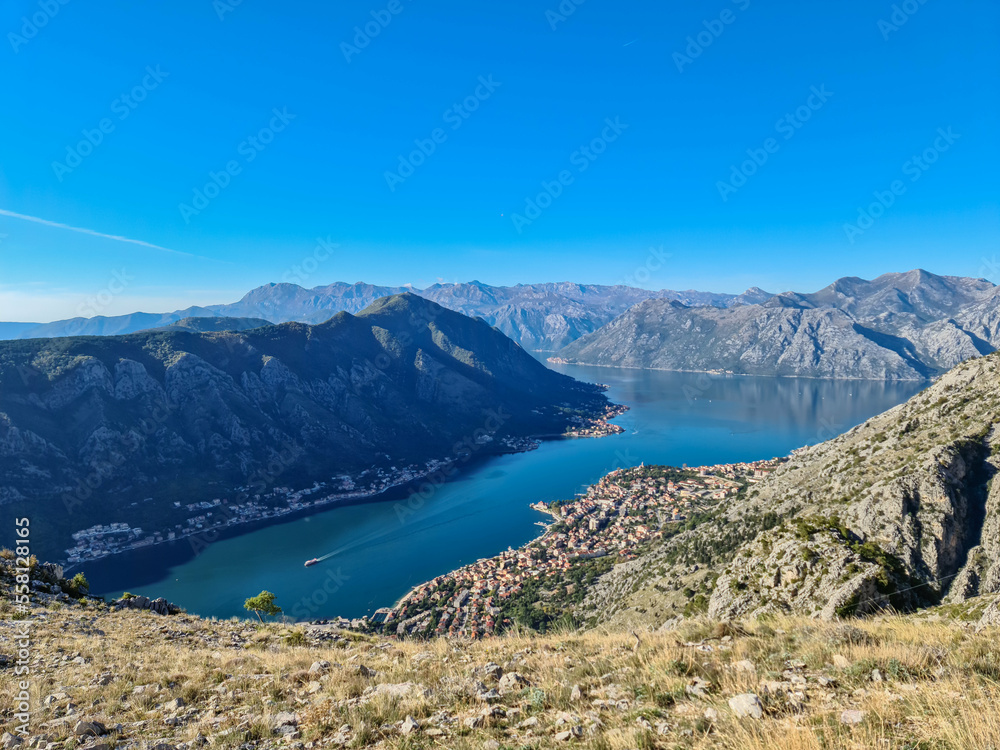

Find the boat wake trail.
[{"left": 305, "top": 505, "right": 489, "bottom": 567}]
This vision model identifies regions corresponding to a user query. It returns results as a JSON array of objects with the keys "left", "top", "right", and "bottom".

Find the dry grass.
[{"left": 2, "top": 600, "right": 999, "bottom": 749}]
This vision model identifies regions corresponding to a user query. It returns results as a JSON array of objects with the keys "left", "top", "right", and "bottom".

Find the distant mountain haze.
[
  {"left": 6, "top": 270, "right": 997, "bottom": 380},
  {"left": 553, "top": 270, "right": 999, "bottom": 380},
  {"left": 0, "top": 281, "right": 767, "bottom": 351}
]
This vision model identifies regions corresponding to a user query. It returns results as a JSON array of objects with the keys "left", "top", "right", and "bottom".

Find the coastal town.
[
  {"left": 375, "top": 457, "right": 785, "bottom": 639},
  {"left": 61, "top": 410, "right": 624, "bottom": 566},
  {"left": 562, "top": 401, "right": 628, "bottom": 437},
  {"left": 65, "top": 456, "right": 485, "bottom": 566}
]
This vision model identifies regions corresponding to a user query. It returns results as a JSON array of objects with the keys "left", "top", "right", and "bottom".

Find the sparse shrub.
[{"left": 66, "top": 572, "right": 89, "bottom": 598}]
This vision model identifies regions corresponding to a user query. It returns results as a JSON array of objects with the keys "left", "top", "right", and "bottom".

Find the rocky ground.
[
  {"left": 2, "top": 588, "right": 1000, "bottom": 750},
  {"left": 580, "top": 351, "right": 1000, "bottom": 631}
]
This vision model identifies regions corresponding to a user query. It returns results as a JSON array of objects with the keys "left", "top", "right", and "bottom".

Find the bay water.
[{"left": 87, "top": 366, "right": 924, "bottom": 620}]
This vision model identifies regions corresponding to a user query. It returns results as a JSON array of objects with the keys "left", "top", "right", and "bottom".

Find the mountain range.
[
  {"left": 1, "top": 281, "right": 771, "bottom": 351},
  {"left": 0, "top": 294, "right": 614, "bottom": 561},
  {"left": 6, "top": 270, "right": 998, "bottom": 380},
  {"left": 553, "top": 270, "right": 1000, "bottom": 380}
]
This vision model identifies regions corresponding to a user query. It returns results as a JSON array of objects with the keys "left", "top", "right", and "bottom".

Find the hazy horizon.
[
  {"left": 2, "top": 0, "right": 998, "bottom": 320},
  {"left": 5, "top": 266, "right": 997, "bottom": 325}
]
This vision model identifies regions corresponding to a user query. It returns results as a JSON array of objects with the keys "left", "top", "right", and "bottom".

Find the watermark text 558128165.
[{"left": 12, "top": 517, "right": 33, "bottom": 738}]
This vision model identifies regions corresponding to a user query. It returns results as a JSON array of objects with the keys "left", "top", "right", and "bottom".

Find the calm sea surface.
[{"left": 87, "top": 366, "right": 924, "bottom": 620}]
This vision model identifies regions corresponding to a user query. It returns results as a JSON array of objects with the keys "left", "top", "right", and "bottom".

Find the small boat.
[{"left": 304, "top": 558, "right": 320, "bottom": 567}]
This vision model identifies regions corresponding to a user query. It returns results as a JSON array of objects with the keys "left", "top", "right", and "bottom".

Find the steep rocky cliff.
[
  {"left": 580, "top": 352, "right": 1000, "bottom": 626},
  {"left": 555, "top": 271, "right": 998, "bottom": 380}
]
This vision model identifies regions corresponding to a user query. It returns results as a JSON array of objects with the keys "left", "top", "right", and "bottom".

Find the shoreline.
[
  {"left": 375, "top": 458, "right": 785, "bottom": 638},
  {"left": 385, "top": 501, "right": 558, "bottom": 613},
  {"left": 80, "top": 404, "right": 628, "bottom": 587},
  {"left": 547, "top": 359, "right": 933, "bottom": 383},
  {"left": 78, "top": 441, "right": 536, "bottom": 581}
]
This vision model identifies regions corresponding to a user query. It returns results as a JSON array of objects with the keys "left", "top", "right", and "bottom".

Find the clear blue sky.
[{"left": 1, "top": 0, "right": 998, "bottom": 321}]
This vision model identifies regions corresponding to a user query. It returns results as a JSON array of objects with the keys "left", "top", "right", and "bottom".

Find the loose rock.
[{"left": 728, "top": 693, "right": 764, "bottom": 719}]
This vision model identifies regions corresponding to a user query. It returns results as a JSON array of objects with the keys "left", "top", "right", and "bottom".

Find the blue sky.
[{"left": 1, "top": 0, "right": 998, "bottom": 321}]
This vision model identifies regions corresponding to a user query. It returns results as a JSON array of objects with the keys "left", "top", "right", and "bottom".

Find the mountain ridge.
[
  {"left": 0, "top": 280, "right": 767, "bottom": 351},
  {"left": 0, "top": 293, "right": 616, "bottom": 562},
  {"left": 554, "top": 270, "right": 999, "bottom": 380}
]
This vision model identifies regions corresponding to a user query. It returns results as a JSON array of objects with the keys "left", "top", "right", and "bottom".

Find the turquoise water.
[{"left": 86, "top": 366, "right": 924, "bottom": 620}]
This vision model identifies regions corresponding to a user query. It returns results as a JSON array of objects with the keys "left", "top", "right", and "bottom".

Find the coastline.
[
  {"left": 373, "top": 457, "right": 785, "bottom": 638},
  {"left": 386, "top": 501, "right": 558, "bottom": 613},
  {"left": 76, "top": 440, "right": 535, "bottom": 579},
  {"left": 79, "top": 402, "right": 628, "bottom": 583},
  {"left": 547, "top": 359, "right": 933, "bottom": 383}
]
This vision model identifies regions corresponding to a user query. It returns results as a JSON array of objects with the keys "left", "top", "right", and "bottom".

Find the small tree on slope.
[{"left": 244, "top": 590, "right": 282, "bottom": 623}]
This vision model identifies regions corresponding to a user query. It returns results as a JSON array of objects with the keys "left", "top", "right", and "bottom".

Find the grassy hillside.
[{"left": 1, "top": 581, "right": 999, "bottom": 749}]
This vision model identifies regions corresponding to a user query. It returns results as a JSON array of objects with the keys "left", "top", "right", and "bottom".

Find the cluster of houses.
[
  {"left": 563, "top": 403, "right": 629, "bottom": 438},
  {"left": 65, "top": 523, "right": 149, "bottom": 563},
  {"left": 62, "top": 457, "right": 455, "bottom": 566},
  {"left": 381, "top": 457, "right": 785, "bottom": 638}
]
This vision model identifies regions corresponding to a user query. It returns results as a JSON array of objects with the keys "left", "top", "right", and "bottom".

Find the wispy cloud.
[{"left": 0, "top": 208, "right": 198, "bottom": 257}]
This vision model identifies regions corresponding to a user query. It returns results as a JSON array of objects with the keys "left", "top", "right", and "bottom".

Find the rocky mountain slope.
[
  {"left": 0, "top": 294, "right": 613, "bottom": 560},
  {"left": 2, "top": 555, "right": 999, "bottom": 750},
  {"left": 578, "top": 351, "right": 1000, "bottom": 629},
  {"left": 0, "top": 281, "right": 765, "bottom": 351},
  {"left": 554, "top": 270, "right": 999, "bottom": 379}
]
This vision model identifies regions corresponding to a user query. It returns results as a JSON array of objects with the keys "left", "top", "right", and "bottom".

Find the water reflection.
[{"left": 86, "top": 366, "right": 924, "bottom": 620}]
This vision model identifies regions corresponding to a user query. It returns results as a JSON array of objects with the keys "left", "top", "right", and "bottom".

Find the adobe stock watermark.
[
  {"left": 60, "top": 397, "right": 169, "bottom": 515},
  {"left": 12, "top": 519, "right": 33, "bottom": 738},
  {"left": 189, "top": 441, "right": 305, "bottom": 556},
  {"left": 341, "top": 0, "right": 415, "bottom": 63},
  {"left": 546, "top": 0, "right": 587, "bottom": 31},
  {"left": 58, "top": 267, "right": 135, "bottom": 337},
  {"left": 178, "top": 107, "right": 296, "bottom": 223},
  {"left": 392, "top": 407, "right": 512, "bottom": 524},
  {"left": 384, "top": 75, "right": 501, "bottom": 192},
  {"left": 52, "top": 66, "right": 169, "bottom": 182},
  {"left": 717, "top": 85, "right": 833, "bottom": 202},
  {"left": 370, "top": 299, "right": 445, "bottom": 372},
  {"left": 682, "top": 373, "right": 715, "bottom": 404},
  {"left": 673, "top": 0, "right": 751, "bottom": 73},
  {"left": 75, "top": 268, "right": 134, "bottom": 320},
  {"left": 878, "top": 0, "right": 931, "bottom": 41},
  {"left": 843, "top": 127, "right": 959, "bottom": 244},
  {"left": 509, "top": 116, "right": 628, "bottom": 233},
  {"left": 283, "top": 237, "right": 339, "bottom": 285},
  {"left": 289, "top": 568, "right": 351, "bottom": 620},
  {"left": 214, "top": 0, "right": 244, "bottom": 21},
  {"left": 814, "top": 416, "right": 846, "bottom": 445},
  {"left": 978, "top": 256, "right": 999, "bottom": 284},
  {"left": 8, "top": 0, "right": 71, "bottom": 53},
  {"left": 620, "top": 246, "right": 671, "bottom": 288}
]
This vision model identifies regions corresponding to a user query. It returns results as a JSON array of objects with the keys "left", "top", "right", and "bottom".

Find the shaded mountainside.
[
  {"left": 579, "top": 352, "right": 1000, "bottom": 628},
  {"left": 554, "top": 270, "right": 999, "bottom": 380},
  {"left": 0, "top": 294, "right": 613, "bottom": 559},
  {"left": 1, "top": 281, "right": 766, "bottom": 351},
  {"left": 157, "top": 316, "right": 273, "bottom": 333}
]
